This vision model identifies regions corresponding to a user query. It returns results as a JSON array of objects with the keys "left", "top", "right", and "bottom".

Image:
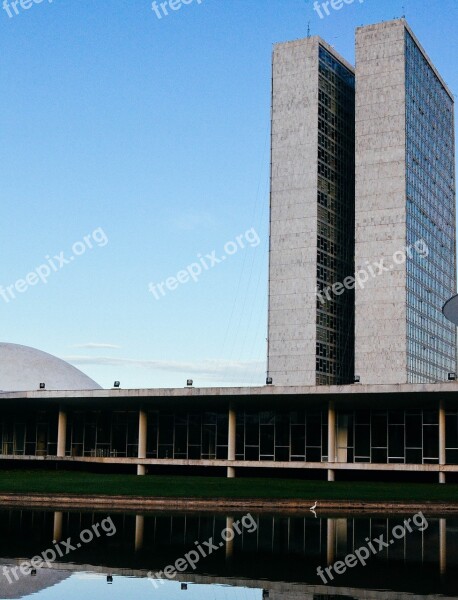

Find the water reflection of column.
[
  {"left": 225, "top": 517, "right": 234, "bottom": 559},
  {"left": 135, "top": 515, "right": 145, "bottom": 551},
  {"left": 440, "top": 518, "right": 446, "bottom": 575},
  {"left": 335, "top": 518, "right": 347, "bottom": 555},
  {"left": 327, "top": 518, "right": 336, "bottom": 565},
  {"left": 53, "top": 512, "right": 63, "bottom": 543}
]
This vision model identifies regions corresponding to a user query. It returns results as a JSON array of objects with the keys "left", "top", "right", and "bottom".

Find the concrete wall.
[
  {"left": 267, "top": 37, "right": 320, "bottom": 387},
  {"left": 355, "top": 21, "right": 408, "bottom": 384}
]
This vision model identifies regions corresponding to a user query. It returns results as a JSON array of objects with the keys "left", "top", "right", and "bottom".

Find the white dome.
[
  {"left": 0, "top": 565, "right": 70, "bottom": 599},
  {"left": 0, "top": 343, "right": 102, "bottom": 392}
]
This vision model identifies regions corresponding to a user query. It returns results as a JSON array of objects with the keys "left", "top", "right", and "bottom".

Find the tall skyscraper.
[
  {"left": 355, "top": 20, "right": 456, "bottom": 384},
  {"left": 268, "top": 20, "right": 456, "bottom": 387},
  {"left": 267, "top": 37, "right": 355, "bottom": 386}
]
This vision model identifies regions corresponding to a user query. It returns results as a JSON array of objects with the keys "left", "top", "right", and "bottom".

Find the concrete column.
[
  {"left": 440, "top": 518, "right": 446, "bottom": 575},
  {"left": 135, "top": 515, "right": 145, "bottom": 551},
  {"left": 439, "top": 400, "right": 446, "bottom": 484},
  {"left": 336, "top": 415, "right": 348, "bottom": 463},
  {"left": 137, "top": 410, "right": 147, "bottom": 476},
  {"left": 227, "top": 404, "right": 236, "bottom": 478},
  {"left": 326, "top": 518, "right": 336, "bottom": 565},
  {"left": 53, "top": 512, "right": 63, "bottom": 542},
  {"left": 328, "top": 402, "right": 336, "bottom": 482},
  {"left": 57, "top": 410, "right": 67, "bottom": 458}
]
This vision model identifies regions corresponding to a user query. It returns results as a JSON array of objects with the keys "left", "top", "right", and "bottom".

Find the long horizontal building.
[{"left": 1, "top": 376, "right": 458, "bottom": 483}]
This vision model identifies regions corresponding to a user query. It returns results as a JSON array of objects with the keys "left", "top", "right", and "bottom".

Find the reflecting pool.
[{"left": 0, "top": 508, "right": 456, "bottom": 599}]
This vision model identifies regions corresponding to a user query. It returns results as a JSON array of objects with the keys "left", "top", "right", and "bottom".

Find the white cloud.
[
  {"left": 64, "top": 355, "right": 265, "bottom": 384},
  {"left": 171, "top": 211, "right": 216, "bottom": 231},
  {"left": 70, "top": 343, "right": 121, "bottom": 350}
]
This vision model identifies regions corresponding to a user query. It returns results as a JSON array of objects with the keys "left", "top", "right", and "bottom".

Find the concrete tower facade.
[
  {"left": 354, "top": 20, "right": 456, "bottom": 384},
  {"left": 267, "top": 37, "right": 355, "bottom": 386}
]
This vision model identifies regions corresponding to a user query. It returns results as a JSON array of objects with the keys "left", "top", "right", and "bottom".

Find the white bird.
[{"left": 310, "top": 501, "right": 318, "bottom": 510}]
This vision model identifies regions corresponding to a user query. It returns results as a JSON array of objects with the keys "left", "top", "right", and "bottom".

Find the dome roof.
[
  {"left": 0, "top": 565, "right": 70, "bottom": 599},
  {"left": 0, "top": 343, "right": 102, "bottom": 392},
  {"left": 443, "top": 294, "right": 458, "bottom": 326}
]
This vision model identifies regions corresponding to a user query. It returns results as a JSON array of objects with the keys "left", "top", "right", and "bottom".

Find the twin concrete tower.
[{"left": 267, "top": 20, "right": 457, "bottom": 386}]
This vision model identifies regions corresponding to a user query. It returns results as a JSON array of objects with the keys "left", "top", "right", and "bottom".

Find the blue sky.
[
  {"left": 0, "top": 0, "right": 457, "bottom": 389},
  {"left": 28, "top": 574, "right": 261, "bottom": 600}
]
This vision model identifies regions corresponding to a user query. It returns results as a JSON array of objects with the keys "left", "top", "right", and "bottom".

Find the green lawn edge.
[{"left": 0, "top": 471, "right": 457, "bottom": 502}]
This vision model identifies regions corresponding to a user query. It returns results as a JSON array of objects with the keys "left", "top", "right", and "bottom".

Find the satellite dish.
[{"left": 443, "top": 295, "right": 458, "bottom": 326}]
